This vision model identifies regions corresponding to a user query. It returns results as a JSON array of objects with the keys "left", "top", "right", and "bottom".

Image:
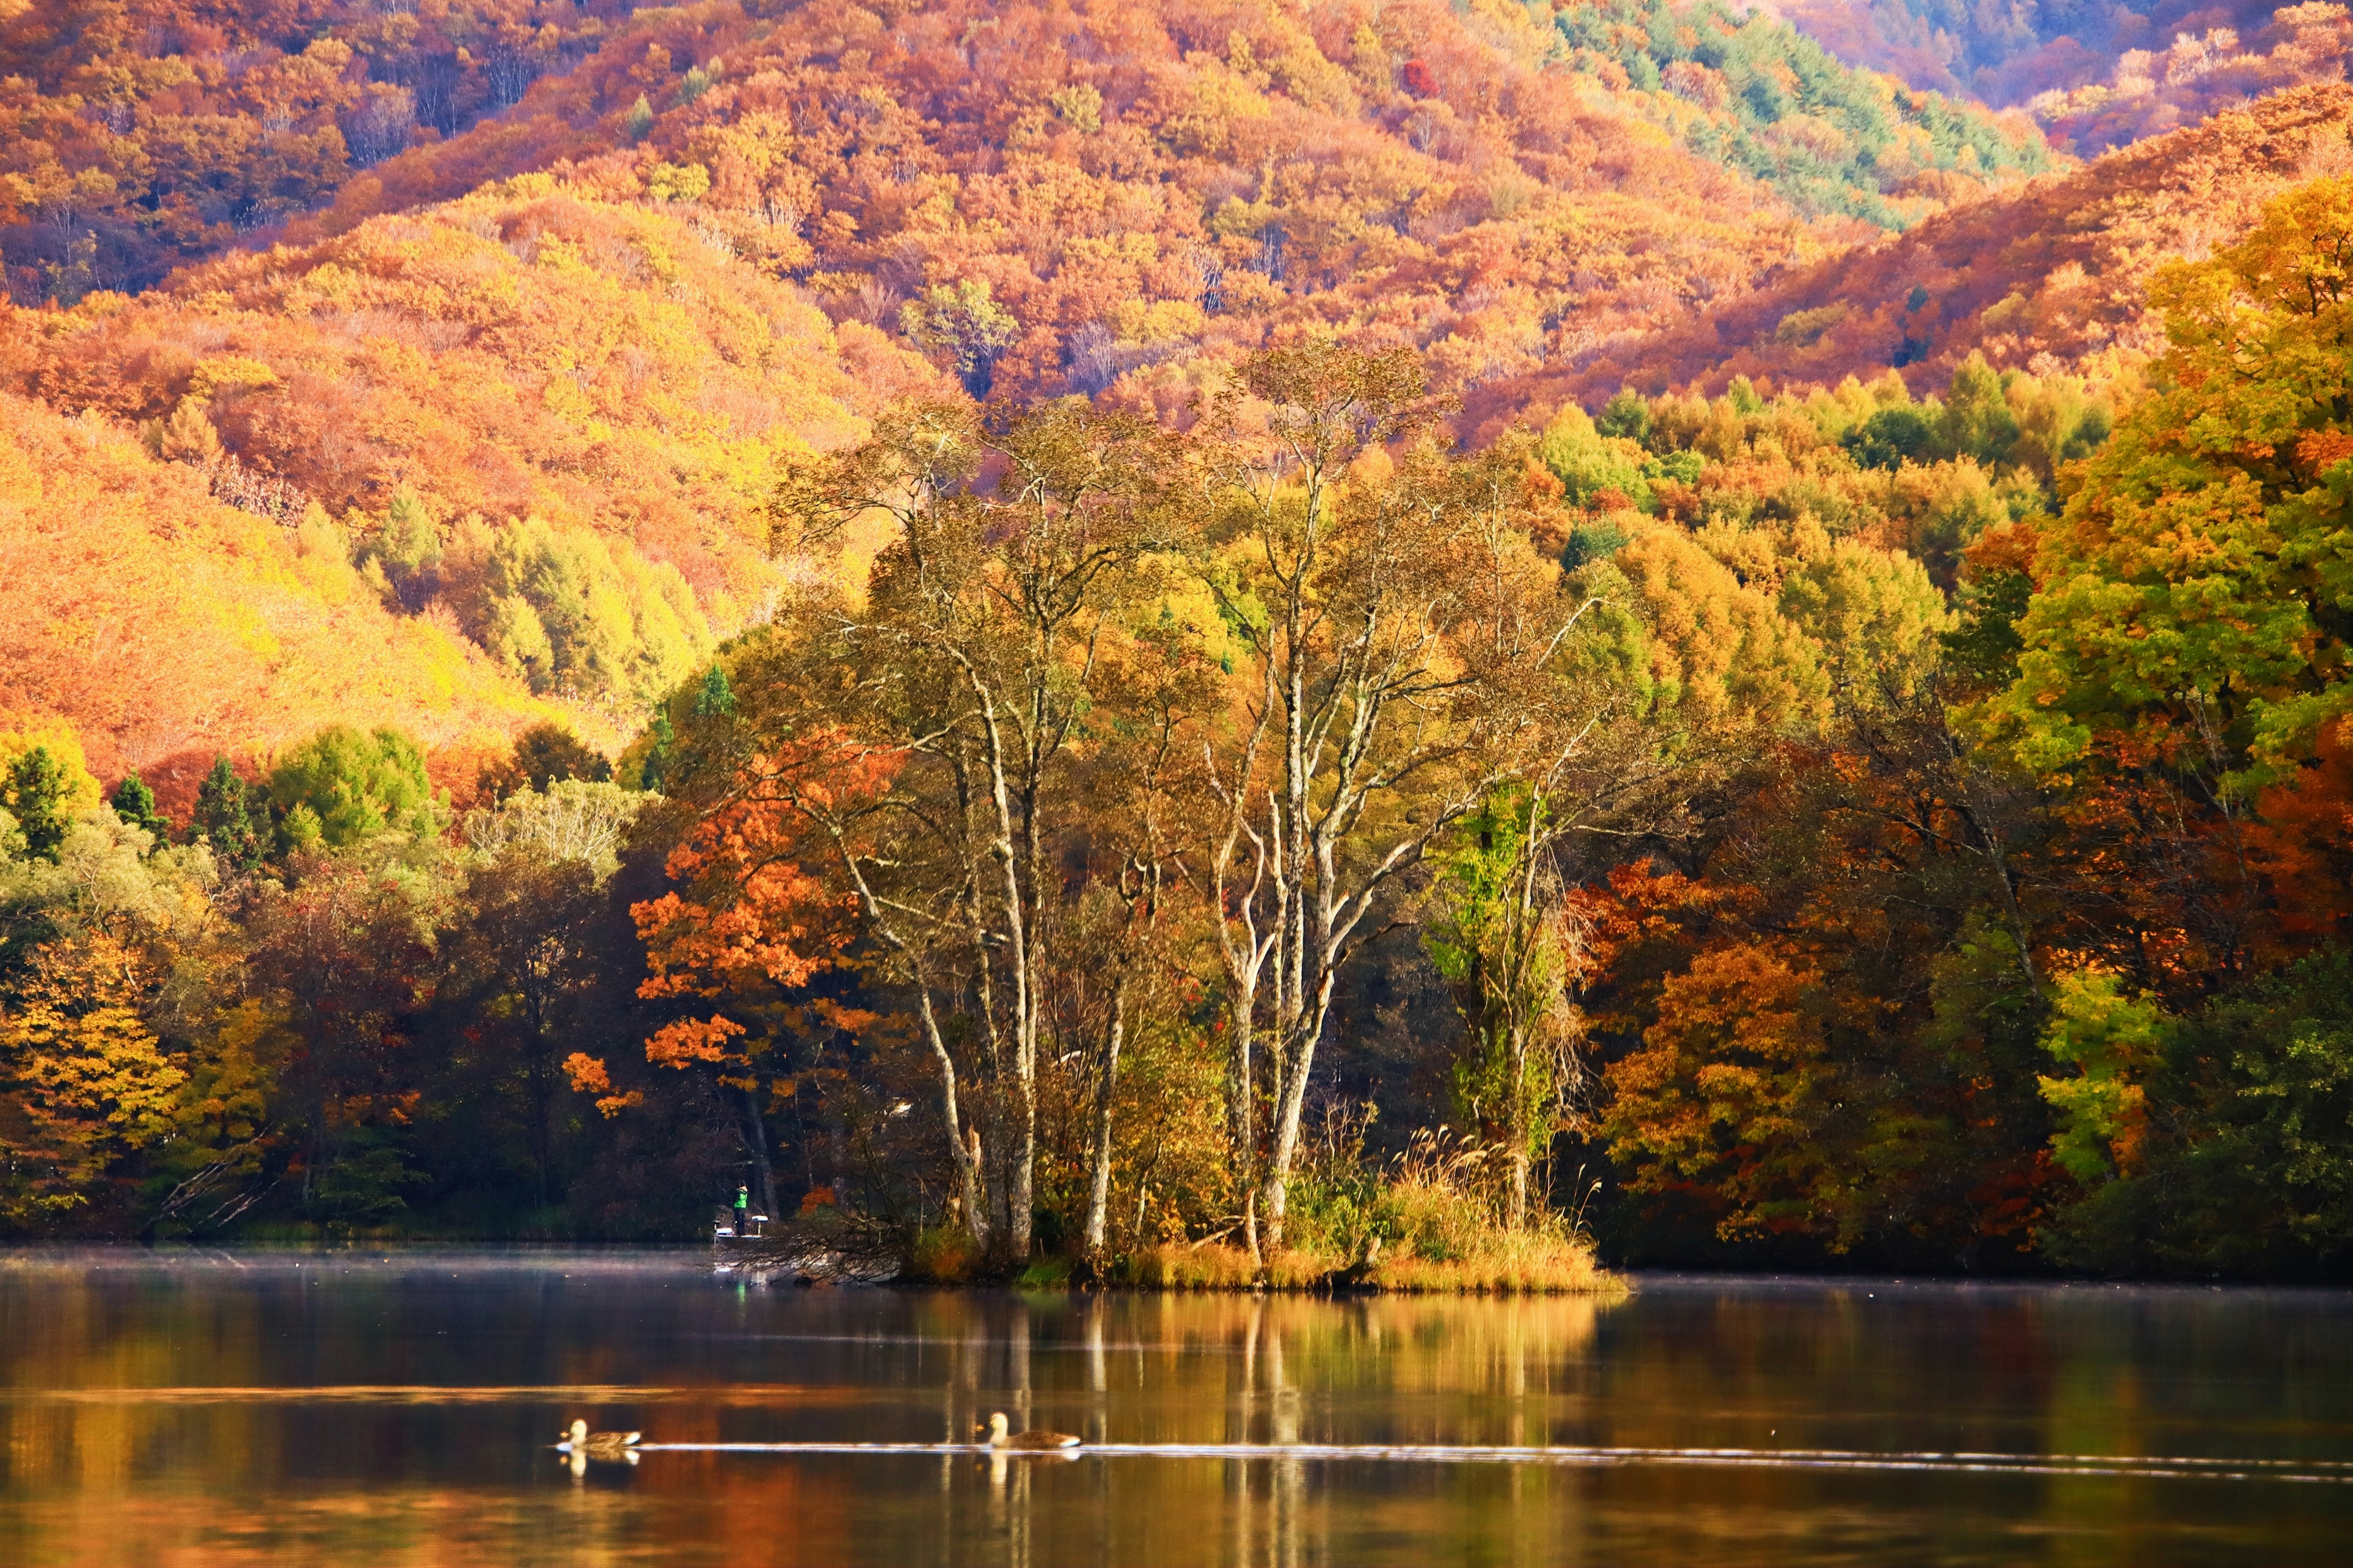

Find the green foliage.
[
  {"left": 1425, "top": 789, "right": 1577, "bottom": 1170},
  {"left": 1778, "top": 539, "right": 1952, "bottom": 708},
  {"left": 638, "top": 710, "right": 676, "bottom": 792},
  {"left": 1995, "top": 176, "right": 2353, "bottom": 790},
  {"left": 485, "top": 724, "right": 614, "bottom": 801},
  {"left": 1560, "top": 519, "right": 1631, "bottom": 572},
  {"left": 2036, "top": 969, "right": 2172, "bottom": 1186},
  {"left": 1936, "top": 354, "right": 2021, "bottom": 464},
  {"left": 358, "top": 486, "right": 442, "bottom": 612},
  {"left": 2041, "top": 954, "right": 2353, "bottom": 1274},
  {"left": 518, "top": 723, "right": 613, "bottom": 789},
  {"left": 192, "top": 757, "right": 267, "bottom": 873},
  {"left": 1941, "top": 564, "right": 2033, "bottom": 692},
  {"left": 1538, "top": 406, "right": 1653, "bottom": 510},
  {"left": 307, "top": 1124, "right": 430, "bottom": 1227},
  {"left": 1554, "top": 0, "right": 2052, "bottom": 228},
  {"left": 267, "top": 725, "right": 444, "bottom": 847},
  {"left": 1843, "top": 405, "right": 1935, "bottom": 470},
  {"left": 695, "top": 663, "right": 738, "bottom": 719},
  {"left": 108, "top": 773, "right": 169, "bottom": 845},
  {"left": 3, "top": 748, "right": 73, "bottom": 863},
  {"left": 1596, "top": 388, "right": 1653, "bottom": 443},
  {"left": 458, "top": 515, "right": 710, "bottom": 705},
  {"left": 2216, "top": 956, "right": 2353, "bottom": 1257},
  {"left": 900, "top": 280, "right": 1020, "bottom": 397},
  {"left": 624, "top": 93, "right": 656, "bottom": 142}
]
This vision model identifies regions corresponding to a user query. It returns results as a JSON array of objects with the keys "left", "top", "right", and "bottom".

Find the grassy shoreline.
[
  {"left": 1105, "top": 1240, "right": 1623, "bottom": 1296},
  {"left": 896, "top": 1220, "right": 1624, "bottom": 1296}
]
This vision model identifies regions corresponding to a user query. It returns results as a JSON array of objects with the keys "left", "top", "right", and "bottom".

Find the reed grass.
[{"left": 1115, "top": 1230, "right": 1616, "bottom": 1295}]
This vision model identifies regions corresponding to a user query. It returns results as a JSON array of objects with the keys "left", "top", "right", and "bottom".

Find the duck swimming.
[
  {"left": 976, "top": 1411, "right": 1080, "bottom": 1450},
  {"left": 559, "top": 1418, "right": 643, "bottom": 1462}
]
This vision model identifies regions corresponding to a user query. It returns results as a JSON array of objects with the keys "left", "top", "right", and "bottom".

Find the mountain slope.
[
  {"left": 1552, "top": 0, "right": 2053, "bottom": 225},
  {"left": 2025, "top": 2, "right": 2353, "bottom": 154},
  {"left": 1776, "top": 0, "right": 2300, "bottom": 104},
  {"left": 0, "top": 0, "right": 621, "bottom": 299},
  {"left": 1500, "top": 81, "right": 2353, "bottom": 412},
  {"left": 280, "top": 0, "right": 1875, "bottom": 410},
  {"left": 10, "top": 180, "right": 936, "bottom": 725},
  {"left": 0, "top": 388, "right": 555, "bottom": 802}
]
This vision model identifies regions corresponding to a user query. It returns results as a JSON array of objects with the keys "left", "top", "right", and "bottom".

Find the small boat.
[
  {"left": 976, "top": 1411, "right": 1080, "bottom": 1450},
  {"left": 559, "top": 1418, "right": 642, "bottom": 1462}
]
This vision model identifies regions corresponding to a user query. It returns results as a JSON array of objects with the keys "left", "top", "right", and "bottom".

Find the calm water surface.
[{"left": 2, "top": 1249, "right": 2349, "bottom": 1566}]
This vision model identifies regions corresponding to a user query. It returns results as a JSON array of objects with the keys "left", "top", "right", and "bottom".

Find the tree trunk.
[
  {"left": 528, "top": 1040, "right": 551, "bottom": 1216},
  {"left": 1082, "top": 982, "right": 1127, "bottom": 1259},
  {"left": 740, "top": 1084, "right": 778, "bottom": 1220},
  {"left": 1227, "top": 1003, "right": 1258, "bottom": 1260}
]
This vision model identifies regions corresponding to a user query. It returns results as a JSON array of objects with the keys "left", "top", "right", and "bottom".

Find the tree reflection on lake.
[{"left": 0, "top": 1251, "right": 2347, "bottom": 1566}]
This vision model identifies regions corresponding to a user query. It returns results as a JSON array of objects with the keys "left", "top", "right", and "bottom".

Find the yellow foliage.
[
  {"left": 0, "top": 714, "right": 103, "bottom": 815},
  {"left": 0, "top": 936, "right": 184, "bottom": 1222},
  {"left": 0, "top": 393, "right": 567, "bottom": 785}
]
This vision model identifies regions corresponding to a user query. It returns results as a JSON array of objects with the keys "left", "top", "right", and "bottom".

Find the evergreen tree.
[
  {"left": 639, "top": 711, "right": 676, "bottom": 792},
  {"left": 694, "top": 662, "right": 737, "bottom": 718},
  {"left": 5, "top": 746, "right": 73, "bottom": 862},
  {"left": 369, "top": 485, "right": 442, "bottom": 612},
  {"left": 192, "top": 756, "right": 266, "bottom": 872},
  {"left": 108, "top": 771, "right": 169, "bottom": 844}
]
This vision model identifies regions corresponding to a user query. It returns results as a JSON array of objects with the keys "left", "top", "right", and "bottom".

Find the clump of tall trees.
[{"left": 3, "top": 176, "right": 2352, "bottom": 1281}]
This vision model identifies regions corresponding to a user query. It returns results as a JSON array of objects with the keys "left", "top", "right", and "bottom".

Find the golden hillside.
[{"left": 0, "top": 390, "right": 556, "bottom": 805}]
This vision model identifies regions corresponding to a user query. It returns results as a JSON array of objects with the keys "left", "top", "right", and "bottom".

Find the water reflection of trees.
[
  {"left": 31, "top": 1271, "right": 2334, "bottom": 1567},
  {"left": 0, "top": 1278, "right": 1616, "bottom": 1567}
]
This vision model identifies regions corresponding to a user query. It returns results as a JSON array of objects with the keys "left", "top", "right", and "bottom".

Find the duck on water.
[
  {"left": 551, "top": 1414, "right": 1080, "bottom": 1461},
  {"left": 976, "top": 1412, "right": 1081, "bottom": 1451},
  {"left": 559, "top": 1419, "right": 642, "bottom": 1463}
]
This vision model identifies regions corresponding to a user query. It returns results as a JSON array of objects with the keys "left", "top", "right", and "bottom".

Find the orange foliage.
[
  {"left": 643, "top": 1013, "right": 748, "bottom": 1068},
  {"left": 2251, "top": 717, "right": 2353, "bottom": 947},
  {"left": 0, "top": 0, "right": 623, "bottom": 298},
  {"left": 290, "top": 0, "right": 1847, "bottom": 414},
  {"left": 1604, "top": 942, "right": 1838, "bottom": 1240}
]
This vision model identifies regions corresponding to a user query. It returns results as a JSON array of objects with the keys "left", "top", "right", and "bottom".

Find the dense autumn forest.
[{"left": 2, "top": 0, "right": 2351, "bottom": 1282}]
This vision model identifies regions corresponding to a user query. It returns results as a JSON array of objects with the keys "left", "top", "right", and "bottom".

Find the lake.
[{"left": 1, "top": 1249, "right": 2347, "bottom": 1566}]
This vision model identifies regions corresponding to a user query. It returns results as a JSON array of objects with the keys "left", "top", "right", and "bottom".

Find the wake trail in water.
[{"left": 627, "top": 1441, "right": 2353, "bottom": 1482}]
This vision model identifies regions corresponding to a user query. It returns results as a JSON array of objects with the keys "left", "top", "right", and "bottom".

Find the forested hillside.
[
  {"left": 1522, "top": 81, "right": 2353, "bottom": 411},
  {"left": 5, "top": 0, "right": 2353, "bottom": 1284},
  {"left": 0, "top": 0, "right": 621, "bottom": 297},
  {"left": 1553, "top": 0, "right": 2051, "bottom": 224},
  {"left": 1779, "top": 0, "right": 2314, "bottom": 103},
  {"left": 2, "top": 178, "right": 934, "bottom": 773},
  {"left": 8, "top": 0, "right": 2050, "bottom": 407},
  {"left": 0, "top": 391, "right": 554, "bottom": 805},
  {"left": 2026, "top": 2, "right": 2353, "bottom": 154},
  {"left": 286, "top": 0, "right": 1842, "bottom": 409}
]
